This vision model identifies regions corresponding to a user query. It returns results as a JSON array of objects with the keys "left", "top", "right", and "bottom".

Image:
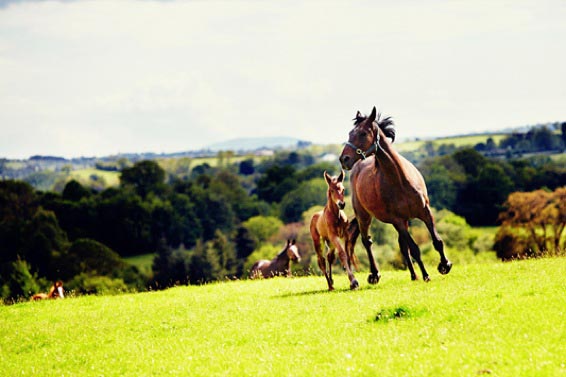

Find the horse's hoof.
[
  {"left": 368, "top": 273, "right": 380, "bottom": 285},
  {"left": 328, "top": 286, "right": 335, "bottom": 291},
  {"left": 438, "top": 261, "right": 452, "bottom": 275},
  {"left": 350, "top": 279, "right": 359, "bottom": 290},
  {"left": 424, "top": 275, "right": 431, "bottom": 282}
]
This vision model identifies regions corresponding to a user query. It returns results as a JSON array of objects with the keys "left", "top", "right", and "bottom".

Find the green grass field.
[
  {"left": 125, "top": 253, "right": 156, "bottom": 276},
  {"left": 396, "top": 134, "right": 507, "bottom": 153},
  {"left": 2, "top": 258, "right": 565, "bottom": 376},
  {"left": 70, "top": 168, "right": 121, "bottom": 187}
]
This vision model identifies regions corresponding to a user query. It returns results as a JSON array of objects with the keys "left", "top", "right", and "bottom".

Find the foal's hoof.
[
  {"left": 367, "top": 273, "right": 381, "bottom": 285},
  {"left": 350, "top": 279, "right": 359, "bottom": 290},
  {"left": 438, "top": 261, "right": 452, "bottom": 275}
]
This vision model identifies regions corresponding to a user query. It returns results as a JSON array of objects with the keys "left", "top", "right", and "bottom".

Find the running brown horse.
[
  {"left": 310, "top": 170, "right": 359, "bottom": 291},
  {"left": 340, "top": 107, "right": 452, "bottom": 284},
  {"left": 250, "top": 240, "right": 301, "bottom": 279},
  {"left": 31, "top": 281, "right": 65, "bottom": 301}
]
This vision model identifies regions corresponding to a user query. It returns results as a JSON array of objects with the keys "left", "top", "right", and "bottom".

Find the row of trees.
[
  {"left": 420, "top": 149, "right": 566, "bottom": 225},
  {"left": 2, "top": 143, "right": 565, "bottom": 301}
]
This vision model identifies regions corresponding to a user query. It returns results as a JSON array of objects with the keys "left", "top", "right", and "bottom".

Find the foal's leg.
[
  {"left": 326, "top": 243, "right": 336, "bottom": 289},
  {"left": 421, "top": 207, "right": 452, "bottom": 275},
  {"left": 346, "top": 219, "right": 359, "bottom": 270},
  {"left": 394, "top": 222, "right": 430, "bottom": 281},
  {"left": 394, "top": 222, "right": 418, "bottom": 281},
  {"left": 331, "top": 236, "right": 359, "bottom": 290},
  {"left": 313, "top": 233, "right": 333, "bottom": 290}
]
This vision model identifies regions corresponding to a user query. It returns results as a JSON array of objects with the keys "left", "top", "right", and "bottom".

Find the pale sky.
[{"left": 1, "top": 0, "right": 565, "bottom": 159}]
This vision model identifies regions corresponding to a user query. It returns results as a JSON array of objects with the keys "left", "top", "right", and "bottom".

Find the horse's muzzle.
[
  {"left": 338, "top": 201, "right": 346, "bottom": 210},
  {"left": 339, "top": 155, "right": 354, "bottom": 171}
]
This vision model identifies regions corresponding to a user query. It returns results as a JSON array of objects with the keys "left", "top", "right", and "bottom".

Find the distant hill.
[{"left": 205, "top": 137, "right": 309, "bottom": 152}]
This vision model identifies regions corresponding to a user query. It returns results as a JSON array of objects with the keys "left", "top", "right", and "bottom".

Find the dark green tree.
[
  {"left": 255, "top": 165, "right": 298, "bottom": 203},
  {"left": 280, "top": 178, "right": 326, "bottom": 223},
  {"left": 120, "top": 160, "right": 166, "bottom": 199},
  {"left": 62, "top": 180, "right": 92, "bottom": 201},
  {"left": 60, "top": 238, "right": 126, "bottom": 280}
]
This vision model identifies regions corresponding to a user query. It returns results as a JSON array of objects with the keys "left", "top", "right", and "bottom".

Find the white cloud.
[{"left": 0, "top": 0, "right": 565, "bottom": 158}]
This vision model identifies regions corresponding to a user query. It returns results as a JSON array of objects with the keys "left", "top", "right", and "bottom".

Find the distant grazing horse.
[
  {"left": 250, "top": 240, "right": 301, "bottom": 278},
  {"left": 310, "top": 170, "right": 359, "bottom": 291},
  {"left": 339, "top": 107, "right": 452, "bottom": 284},
  {"left": 31, "top": 281, "right": 65, "bottom": 301}
]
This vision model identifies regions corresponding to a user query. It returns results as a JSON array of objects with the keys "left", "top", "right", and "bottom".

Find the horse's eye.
[{"left": 360, "top": 132, "right": 367, "bottom": 138}]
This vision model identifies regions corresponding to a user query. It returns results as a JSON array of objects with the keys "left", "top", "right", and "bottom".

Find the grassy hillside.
[
  {"left": 70, "top": 168, "right": 121, "bottom": 187},
  {"left": 396, "top": 134, "right": 507, "bottom": 153},
  {"left": 1, "top": 258, "right": 565, "bottom": 376}
]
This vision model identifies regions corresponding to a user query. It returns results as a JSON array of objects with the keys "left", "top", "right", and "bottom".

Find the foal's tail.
[{"left": 347, "top": 217, "right": 360, "bottom": 271}]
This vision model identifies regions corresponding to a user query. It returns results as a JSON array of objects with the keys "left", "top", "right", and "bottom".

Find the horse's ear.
[
  {"left": 323, "top": 171, "right": 332, "bottom": 184},
  {"left": 338, "top": 169, "right": 344, "bottom": 182},
  {"left": 292, "top": 239, "right": 296, "bottom": 245},
  {"left": 369, "top": 106, "right": 377, "bottom": 122}
]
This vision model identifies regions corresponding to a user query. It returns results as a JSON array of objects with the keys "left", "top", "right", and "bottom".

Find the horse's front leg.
[
  {"left": 357, "top": 213, "right": 381, "bottom": 285},
  {"left": 331, "top": 236, "right": 359, "bottom": 290}
]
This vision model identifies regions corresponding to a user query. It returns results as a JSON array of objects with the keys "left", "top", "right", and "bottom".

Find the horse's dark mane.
[{"left": 353, "top": 111, "right": 396, "bottom": 142}]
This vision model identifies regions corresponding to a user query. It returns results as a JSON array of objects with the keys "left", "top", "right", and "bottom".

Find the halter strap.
[{"left": 344, "top": 124, "right": 381, "bottom": 160}]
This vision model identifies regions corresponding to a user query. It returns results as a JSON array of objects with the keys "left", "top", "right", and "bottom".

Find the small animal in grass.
[
  {"left": 250, "top": 239, "right": 301, "bottom": 279},
  {"left": 310, "top": 170, "right": 359, "bottom": 291},
  {"left": 31, "top": 281, "right": 65, "bottom": 301}
]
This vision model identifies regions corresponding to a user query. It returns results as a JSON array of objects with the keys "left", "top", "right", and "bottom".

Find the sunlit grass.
[{"left": 1, "top": 258, "right": 564, "bottom": 376}]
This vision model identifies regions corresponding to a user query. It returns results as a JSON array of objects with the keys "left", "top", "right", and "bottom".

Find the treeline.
[
  {"left": 0, "top": 152, "right": 338, "bottom": 301},
  {"left": 421, "top": 148, "right": 566, "bottom": 225},
  {"left": 2, "top": 142, "right": 565, "bottom": 301}
]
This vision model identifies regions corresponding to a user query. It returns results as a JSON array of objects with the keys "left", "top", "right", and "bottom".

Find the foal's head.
[
  {"left": 339, "top": 106, "right": 395, "bottom": 170},
  {"left": 49, "top": 280, "right": 65, "bottom": 299},
  {"left": 286, "top": 239, "right": 301, "bottom": 262},
  {"left": 324, "top": 170, "right": 346, "bottom": 210}
]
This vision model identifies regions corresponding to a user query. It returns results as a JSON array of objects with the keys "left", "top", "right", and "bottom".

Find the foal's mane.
[{"left": 353, "top": 111, "right": 396, "bottom": 142}]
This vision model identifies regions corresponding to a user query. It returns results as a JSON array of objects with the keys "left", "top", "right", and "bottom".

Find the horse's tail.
[{"left": 347, "top": 217, "right": 360, "bottom": 271}]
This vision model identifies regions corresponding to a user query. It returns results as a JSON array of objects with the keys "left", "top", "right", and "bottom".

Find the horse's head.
[
  {"left": 51, "top": 281, "right": 65, "bottom": 299},
  {"left": 286, "top": 239, "right": 301, "bottom": 262},
  {"left": 339, "top": 106, "right": 396, "bottom": 170},
  {"left": 324, "top": 170, "right": 346, "bottom": 210}
]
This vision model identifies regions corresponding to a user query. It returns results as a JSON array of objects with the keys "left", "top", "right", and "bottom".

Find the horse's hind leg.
[
  {"left": 422, "top": 207, "right": 452, "bottom": 275},
  {"left": 395, "top": 222, "right": 418, "bottom": 281}
]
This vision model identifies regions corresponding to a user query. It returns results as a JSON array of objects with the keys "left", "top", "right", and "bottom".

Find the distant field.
[
  {"left": 70, "top": 168, "right": 120, "bottom": 186},
  {"left": 397, "top": 134, "right": 507, "bottom": 152},
  {"left": 125, "top": 253, "right": 155, "bottom": 276},
  {"left": 1, "top": 258, "right": 564, "bottom": 376},
  {"left": 157, "top": 154, "right": 264, "bottom": 171}
]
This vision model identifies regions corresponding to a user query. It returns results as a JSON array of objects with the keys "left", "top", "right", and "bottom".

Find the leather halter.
[{"left": 344, "top": 123, "right": 380, "bottom": 160}]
